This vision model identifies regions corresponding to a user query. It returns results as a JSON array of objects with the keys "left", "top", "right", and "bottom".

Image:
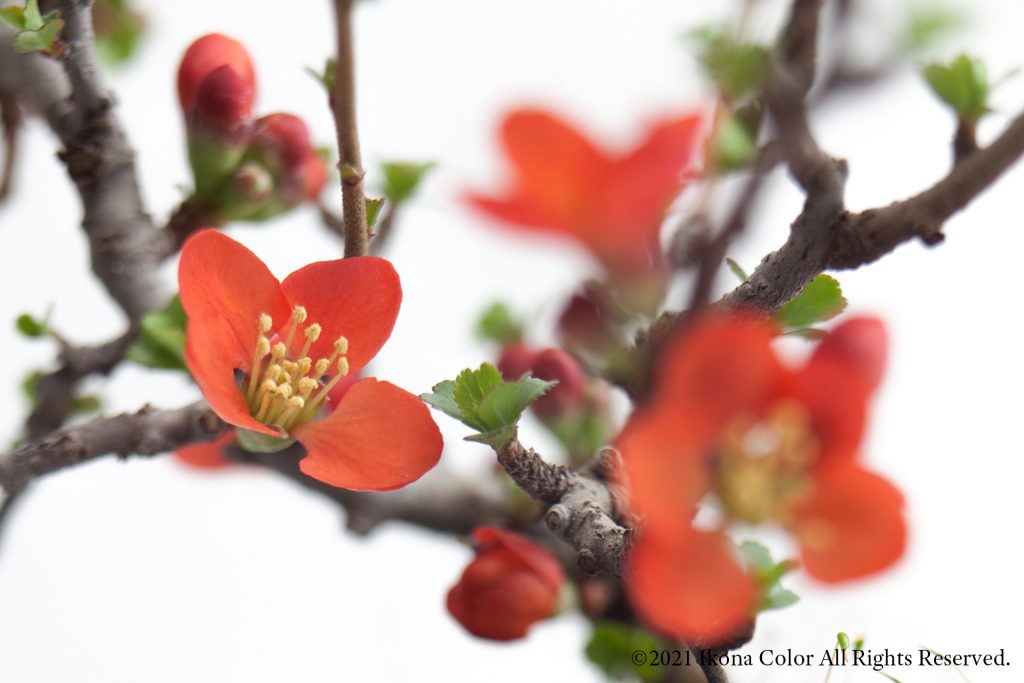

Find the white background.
[{"left": 1, "top": 0, "right": 1022, "bottom": 681}]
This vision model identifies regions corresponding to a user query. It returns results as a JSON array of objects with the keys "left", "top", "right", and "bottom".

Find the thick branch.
[
  {"left": 331, "top": 0, "right": 369, "bottom": 258},
  {"left": 0, "top": 402, "right": 224, "bottom": 494},
  {"left": 496, "top": 438, "right": 630, "bottom": 576}
]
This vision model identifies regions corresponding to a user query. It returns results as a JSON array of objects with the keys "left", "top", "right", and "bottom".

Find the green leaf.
[
  {"left": 69, "top": 394, "right": 102, "bottom": 417},
  {"left": 740, "top": 540, "right": 774, "bottom": 573},
  {"left": 774, "top": 274, "right": 846, "bottom": 329},
  {"left": 380, "top": 161, "right": 434, "bottom": 204},
  {"left": 690, "top": 26, "right": 770, "bottom": 101},
  {"left": 0, "top": 6, "right": 28, "bottom": 30},
  {"left": 837, "top": 632, "right": 851, "bottom": 651},
  {"left": 15, "top": 312, "right": 49, "bottom": 338},
  {"left": 741, "top": 540, "right": 800, "bottom": 614},
  {"left": 422, "top": 364, "right": 555, "bottom": 445},
  {"left": 711, "top": 111, "right": 758, "bottom": 171},
  {"left": 420, "top": 380, "right": 461, "bottom": 421},
  {"left": 126, "top": 295, "right": 188, "bottom": 371},
  {"left": 306, "top": 58, "right": 337, "bottom": 93},
  {"left": 585, "top": 621, "right": 664, "bottom": 683},
  {"left": 725, "top": 258, "right": 748, "bottom": 282},
  {"left": 475, "top": 302, "right": 524, "bottom": 344},
  {"left": 365, "top": 196, "right": 385, "bottom": 229},
  {"left": 924, "top": 54, "right": 989, "bottom": 121},
  {"left": 11, "top": 17, "right": 63, "bottom": 55},
  {"left": 20, "top": 369, "right": 44, "bottom": 406},
  {"left": 452, "top": 364, "right": 504, "bottom": 431},
  {"left": 94, "top": 0, "right": 146, "bottom": 68}
]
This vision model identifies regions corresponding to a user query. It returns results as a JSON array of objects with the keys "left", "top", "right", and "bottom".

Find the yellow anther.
[
  {"left": 305, "top": 324, "right": 322, "bottom": 341},
  {"left": 334, "top": 336, "right": 349, "bottom": 355},
  {"left": 294, "top": 357, "right": 313, "bottom": 378},
  {"left": 292, "top": 306, "right": 308, "bottom": 324},
  {"left": 314, "top": 358, "right": 331, "bottom": 378},
  {"left": 261, "top": 363, "right": 282, "bottom": 385},
  {"left": 281, "top": 360, "right": 297, "bottom": 373},
  {"left": 275, "top": 384, "right": 293, "bottom": 399},
  {"left": 337, "top": 357, "right": 349, "bottom": 377},
  {"left": 260, "top": 379, "right": 276, "bottom": 393},
  {"left": 259, "top": 313, "right": 273, "bottom": 332},
  {"left": 275, "top": 396, "right": 307, "bottom": 430},
  {"left": 298, "top": 377, "right": 318, "bottom": 398},
  {"left": 256, "top": 337, "right": 270, "bottom": 356},
  {"left": 247, "top": 333, "right": 274, "bottom": 404},
  {"left": 271, "top": 342, "right": 286, "bottom": 360}
]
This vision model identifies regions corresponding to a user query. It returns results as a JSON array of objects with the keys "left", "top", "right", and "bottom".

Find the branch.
[
  {"left": 495, "top": 438, "right": 630, "bottom": 576},
  {"left": 0, "top": 401, "right": 224, "bottom": 494},
  {"left": 0, "top": 8, "right": 170, "bottom": 323},
  {"left": 331, "top": 0, "right": 369, "bottom": 258},
  {"left": 25, "top": 330, "right": 135, "bottom": 440}
]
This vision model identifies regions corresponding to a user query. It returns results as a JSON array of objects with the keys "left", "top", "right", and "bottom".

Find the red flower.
[
  {"left": 467, "top": 109, "right": 705, "bottom": 279},
  {"left": 617, "top": 315, "right": 905, "bottom": 643},
  {"left": 178, "top": 34, "right": 255, "bottom": 133},
  {"left": 446, "top": 527, "right": 565, "bottom": 641},
  {"left": 175, "top": 432, "right": 237, "bottom": 470},
  {"left": 178, "top": 230, "right": 442, "bottom": 491}
]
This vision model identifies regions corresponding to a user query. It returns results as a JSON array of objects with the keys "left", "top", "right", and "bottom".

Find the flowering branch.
[{"left": 331, "top": 0, "right": 369, "bottom": 258}]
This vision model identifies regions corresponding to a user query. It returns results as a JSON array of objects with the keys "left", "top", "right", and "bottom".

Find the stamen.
[
  {"left": 259, "top": 313, "right": 273, "bottom": 333},
  {"left": 306, "top": 357, "right": 351, "bottom": 415},
  {"left": 254, "top": 380, "right": 277, "bottom": 422},
  {"left": 298, "top": 323, "right": 322, "bottom": 359},
  {"left": 313, "top": 358, "right": 331, "bottom": 381},
  {"left": 334, "top": 336, "right": 349, "bottom": 355},
  {"left": 282, "top": 306, "right": 307, "bottom": 351},
  {"left": 291, "top": 357, "right": 312, "bottom": 381},
  {"left": 246, "top": 335, "right": 272, "bottom": 403},
  {"left": 275, "top": 396, "right": 306, "bottom": 429},
  {"left": 297, "top": 377, "right": 318, "bottom": 399}
]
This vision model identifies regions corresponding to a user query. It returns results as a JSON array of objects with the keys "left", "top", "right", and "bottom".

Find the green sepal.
[
  {"left": 366, "top": 196, "right": 385, "bottom": 229},
  {"left": 188, "top": 137, "right": 248, "bottom": 200},
  {"left": 236, "top": 427, "right": 295, "bottom": 453}
]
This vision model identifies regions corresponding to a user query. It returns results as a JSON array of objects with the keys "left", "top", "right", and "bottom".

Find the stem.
[{"left": 331, "top": 0, "right": 368, "bottom": 258}]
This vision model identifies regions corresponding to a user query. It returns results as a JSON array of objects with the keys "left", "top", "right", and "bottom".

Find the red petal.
[
  {"left": 179, "top": 230, "right": 292, "bottom": 357},
  {"left": 600, "top": 113, "right": 705, "bottom": 256},
  {"left": 628, "top": 530, "right": 756, "bottom": 645},
  {"left": 809, "top": 316, "right": 888, "bottom": 395},
  {"left": 177, "top": 34, "right": 255, "bottom": 114},
  {"left": 472, "top": 527, "right": 565, "bottom": 595},
  {"left": 616, "top": 407, "right": 709, "bottom": 536},
  {"left": 655, "top": 314, "right": 783, "bottom": 439},
  {"left": 184, "top": 314, "right": 280, "bottom": 436},
  {"left": 280, "top": 257, "right": 401, "bottom": 375},
  {"left": 175, "top": 432, "right": 237, "bottom": 470},
  {"left": 500, "top": 109, "right": 607, "bottom": 228},
  {"left": 789, "top": 464, "right": 906, "bottom": 582},
  {"left": 294, "top": 379, "right": 442, "bottom": 491}
]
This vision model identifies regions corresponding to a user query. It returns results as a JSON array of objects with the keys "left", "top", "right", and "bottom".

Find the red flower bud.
[
  {"left": 249, "top": 113, "right": 326, "bottom": 204},
  {"left": 446, "top": 527, "right": 564, "bottom": 641},
  {"left": 178, "top": 33, "right": 255, "bottom": 117},
  {"left": 498, "top": 345, "right": 587, "bottom": 418},
  {"left": 557, "top": 292, "right": 619, "bottom": 356},
  {"left": 191, "top": 64, "right": 255, "bottom": 133}
]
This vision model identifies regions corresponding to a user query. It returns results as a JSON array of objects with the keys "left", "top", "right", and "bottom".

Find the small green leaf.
[
  {"left": 782, "top": 327, "right": 828, "bottom": 341},
  {"left": 126, "top": 295, "right": 189, "bottom": 371},
  {"left": 420, "top": 380, "right": 461, "bottom": 422},
  {"left": 740, "top": 540, "right": 774, "bottom": 573},
  {"left": 741, "top": 540, "right": 800, "bottom": 614},
  {"left": 380, "top": 161, "right": 435, "bottom": 204},
  {"left": 0, "top": 6, "right": 27, "bottom": 30},
  {"left": 94, "top": 0, "right": 146, "bottom": 67},
  {"left": 837, "top": 632, "right": 851, "bottom": 651},
  {"left": 726, "top": 257, "right": 748, "bottom": 282},
  {"left": 365, "top": 196, "right": 385, "bottom": 229},
  {"left": 69, "top": 394, "right": 102, "bottom": 417},
  {"left": 11, "top": 17, "right": 64, "bottom": 55},
  {"left": 774, "top": 274, "right": 846, "bottom": 329},
  {"left": 763, "top": 585, "right": 799, "bottom": 610},
  {"left": 711, "top": 111, "right": 758, "bottom": 171},
  {"left": 690, "top": 26, "right": 770, "bottom": 101},
  {"left": 15, "top": 312, "right": 49, "bottom": 338},
  {"left": 585, "top": 621, "right": 664, "bottom": 683},
  {"left": 306, "top": 58, "right": 337, "bottom": 93},
  {"left": 20, "top": 369, "right": 44, "bottom": 406},
  {"left": 475, "top": 302, "right": 524, "bottom": 344},
  {"left": 924, "top": 54, "right": 989, "bottom": 121},
  {"left": 422, "top": 364, "right": 555, "bottom": 445},
  {"left": 904, "top": 6, "right": 965, "bottom": 54}
]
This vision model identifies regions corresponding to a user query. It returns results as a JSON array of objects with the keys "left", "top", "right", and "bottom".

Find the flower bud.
[
  {"left": 191, "top": 64, "right": 255, "bottom": 134},
  {"left": 556, "top": 292, "right": 620, "bottom": 357},
  {"left": 496, "top": 343, "right": 537, "bottom": 382},
  {"left": 178, "top": 33, "right": 255, "bottom": 119},
  {"left": 446, "top": 527, "right": 564, "bottom": 641},
  {"left": 498, "top": 345, "right": 587, "bottom": 418},
  {"left": 242, "top": 113, "right": 328, "bottom": 216}
]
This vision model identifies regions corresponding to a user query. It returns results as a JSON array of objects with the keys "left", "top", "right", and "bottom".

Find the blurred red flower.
[
  {"left": 617, "top": 315, "right": 905, "bottom": 643},
  {"left": 468, "top": 108, "right": 705, "bottom": 280}
]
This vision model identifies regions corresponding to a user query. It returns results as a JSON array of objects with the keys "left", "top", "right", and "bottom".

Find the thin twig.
[{"left": 331, "top": 0, "right": 369, "bottom": 258}]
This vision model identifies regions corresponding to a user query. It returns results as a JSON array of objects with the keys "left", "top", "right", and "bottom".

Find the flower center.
[
  {"left": 243, "top": 306, "right": 349, "bottom": 433},
  {"left": 714, "top": 401, "right": 818, "bottom": 524}
]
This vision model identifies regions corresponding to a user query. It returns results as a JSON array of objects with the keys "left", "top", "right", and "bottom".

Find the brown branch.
[
  {"left": 0, "top": 85, "right": 20, "bottom": 200},
  {"left": 331, "top": 0, "right": 369, "bottom": 258},
  {"left": 0, "top": 401, "right": 225, "bottom": 495},
  {"left": 495, "top": 438, "right": 630, "bottom": 576},
  {"left": 25, "top": 330, "right": 136, "bottom": 441}
]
